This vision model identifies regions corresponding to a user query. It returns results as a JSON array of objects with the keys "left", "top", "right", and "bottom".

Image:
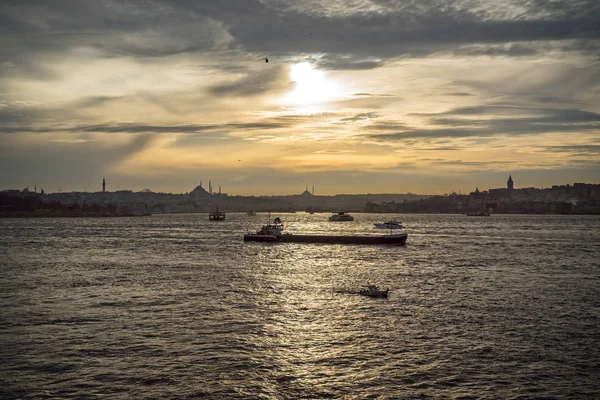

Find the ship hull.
[
  {"left": 245, "top": 233, "right": 407, "bottom": 245},
  {"left": 243, "top": 234, "right": 280, "bottom": 242},
  {"left": 280, "top": 233, "right": 406, "bottom": 245}
]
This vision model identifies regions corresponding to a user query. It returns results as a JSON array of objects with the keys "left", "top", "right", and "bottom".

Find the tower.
[
  {"left": 507, "top": 174, "right": 513, "bottom": 191},
  {"left": 102, "top": 177, "right": 106, "bottom": 193},
  {"left": 209, "top": 180, "right": 212, "bottom": 195}
]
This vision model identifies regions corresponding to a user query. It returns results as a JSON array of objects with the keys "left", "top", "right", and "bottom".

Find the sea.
[{"left": 1, "top": 213, "right": 599, "bottom": 399}]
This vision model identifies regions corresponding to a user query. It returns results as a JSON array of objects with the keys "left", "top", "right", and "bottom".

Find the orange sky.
[{"left": 1, "top": 1, "right": 598, "bottom": 195}]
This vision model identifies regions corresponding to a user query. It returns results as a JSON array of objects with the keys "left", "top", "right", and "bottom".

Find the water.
[{"left": 1, "top": 213, "right": 599, "bottom": 399}]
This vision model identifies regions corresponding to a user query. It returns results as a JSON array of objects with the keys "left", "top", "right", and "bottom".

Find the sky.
[{"left": 0, "top": 0, "right": 599, "bottom": 195}]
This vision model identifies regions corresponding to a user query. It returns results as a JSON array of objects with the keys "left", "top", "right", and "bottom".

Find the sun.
[{"left": 285, "top": 62, "right": 342, "bottom": 106}]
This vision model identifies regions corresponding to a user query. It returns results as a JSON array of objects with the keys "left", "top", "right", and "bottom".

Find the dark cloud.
[
  {"left": 0, "top": 132, "right": 155, "bottom": 189},
  {"left": 367, "top": 106, "right": 600, "bottom": 141},
  {"left": 0, "top": 121, "right": 288, "bottom": 135},
  {"left": 448, "top": 92, "right": 474, "bottom": 97},
  {"left": 368, "top": 121, "right": 408, "bottom": 131},
  {"left": 1, "top": 0, "right": 598, "bottom": 72},
  {"left": 436, "top": 160, "right": 514, "bottom": 166},
  {"left": 73, "top": 96, "right": 126, "bottom": 109},
  {"left": 418, "top": 146, "right": 464, "bottom": 151},
  {"left": 312, "top": 150, "right": 356, "bottom": 154},
  {"left": 340, "top": 112, "right": 380, "bottom": 122},
  {"left": 208, "top": 66, "right": 289, "bottom": 97},
  {"left": 540, "top": 144, "right": 600, "bottom": 155},
  {"left": 453, "top": 43, "right": 540, "bottom": 57},
  {"left": 316, "top": 56, "right": 384, "bottom": 71}
]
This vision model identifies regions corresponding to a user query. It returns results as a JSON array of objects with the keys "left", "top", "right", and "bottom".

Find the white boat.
[
  {"left": 359, "top": 285, "right": 389, "bottom": 298},
  {"left": 328, "top": 212, "right": 354, "bottom": 221},
  {"left": 243, "top": 219, "right": 285, "bottom": 242},
  {"left": 374, "top": 219, "right": 403, "bottom": 229}
]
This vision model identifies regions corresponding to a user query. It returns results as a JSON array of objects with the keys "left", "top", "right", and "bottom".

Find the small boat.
[
  {"left": 328, "top": 212, "right": 354, "bottom": 221},
  {"left": 273, "top": 217, "right": 282, "bottom": 224},
  {"left": 209, "top": 206, "right": 225, "bottom": 221},
  {"left": 374, "top": 219, "right": 403, "bottom": 229},
  {"left": 359, "top": 285, "right": 389, "bottom": 298}
]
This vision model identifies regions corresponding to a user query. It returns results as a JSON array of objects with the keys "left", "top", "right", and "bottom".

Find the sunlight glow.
[{"left": 285, "top": 63, "right": 342, "bottom": 106}]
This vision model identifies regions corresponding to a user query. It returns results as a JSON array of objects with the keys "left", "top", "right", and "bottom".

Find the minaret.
[
  {"left": 312, "top": 185, "right": 314, "bottom": 195},
  {"left": 507, "top": 174, "right": 514, "bottom": 191},
  {"left": 209, "top": 180, "right": 212, "bottom": 195},
  {"left": 219, "top": 185, "right": 221, "bottom": 195},
  {"left": 102, "top": 177, "right": 106, "bottom": 193}
]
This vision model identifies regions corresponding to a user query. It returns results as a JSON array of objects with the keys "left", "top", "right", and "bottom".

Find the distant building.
[
  {"left": 190, "top": 182, "right": 211, "bottom": 200},
  {"left": 102, "top": 178, "right": 106, "bottom": 193},
  {"left": 507, "top": 175, "right": 514, "bottom": 191},
  {"left": 300, "top": 186, "right": 313, "bottom": 197}
]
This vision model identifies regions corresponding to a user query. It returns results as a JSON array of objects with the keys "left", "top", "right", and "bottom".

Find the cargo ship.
[{"left": 244, "top": 219, "right": 407, "bottom": 245}]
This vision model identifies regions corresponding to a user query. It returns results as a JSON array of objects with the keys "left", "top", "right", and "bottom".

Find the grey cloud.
[
  {"left": 349, "top": 93, "right": 395, "bottom": 97},
  {"left": 370, "top": 128, "right": 482, "bottom": 141},
  {"left": 434, "top": 106, "right": 600, "bottom": 121},
  {"left": 448, "top": 92, "right": 474, "bottom": 97},
  {"left": 0, "top": 121, "right": 288, "bottom": 135},
  {"left": 316, "top": 56, "right": 384, "bottom": 71},
  {"left": 454, "top": 43, "right": 540, "bottom": 57},
  {"left": 74, "top": 96, "right": 126, "bottom": 109},
  {"left": 340, "top": 112, "right": 380, "bottom": 122},
  {"left": 333, "top": 95, "right": 399, "bottom": 109},
  {"left": 0, "top": 132, "right": 155, "bottom": 188},
  {"left": 313, "top": 150, "right": 356, "bottom": 154},
  {"left": 208, "top": 66, "right": 289, "bottom": 97},
  {"left": 1, "top": 0, "right": 599, "bottom": 73},
  {"left": 369, "top": 121, "right": 408, "bottom": 131},
  {"left": 418, "top": 146, "right": 464, "bottom": 151},
  {"left": 437, "top": 160, "right": 514, "bottom": 166},
  {"left": 367, "top": 106, "right": 600, "bottom": 142},
  {"left": 540, "top": 145, "right": 600, "bottom": 155}
]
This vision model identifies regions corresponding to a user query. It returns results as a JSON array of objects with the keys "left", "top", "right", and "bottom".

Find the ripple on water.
[{"left": 0, "top": 214, "right": 599, "bottom": 399}]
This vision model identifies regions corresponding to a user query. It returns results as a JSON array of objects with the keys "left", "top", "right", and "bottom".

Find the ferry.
[{"left": 244, "top": 219, "right": 407, "bottom": 245}]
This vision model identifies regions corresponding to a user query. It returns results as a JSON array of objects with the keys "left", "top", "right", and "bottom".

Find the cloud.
[
  {"left": 0, "top": 121, "right": 288, "bottom": 135},
  {"left": 453, "top": 43, "right": 540, "bottom": 57},
  {"left": 1, "top": 1, "right": 599, "bottom": 194},
  {"left": 339, "top": 112, "right": 379, "bottom": 122},
  {"left": 540, "top": 144, "right": 600, "bottom": 155},
  {"left": 1, "top": 0, "right": 598, "bottom": 73},
  {"left": 313, "top": 149, "right": 356, "bottom": 154},
  {"left": 208, "top": 65, "right": 290, "bottom": 97},
  {"left": 366, "top": 106, "right": 600, "bottom": 141},
  {"left": 316, "top": 55, "right": 384, "bottom": 70}
]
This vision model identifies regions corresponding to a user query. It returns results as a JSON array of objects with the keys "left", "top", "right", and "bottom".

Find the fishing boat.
[
  {"left": 358, "top": 285, "right": 389, "bottom": 298},
  {"left": 209, "top": 206, "right": 225, "bottom": 221}
]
